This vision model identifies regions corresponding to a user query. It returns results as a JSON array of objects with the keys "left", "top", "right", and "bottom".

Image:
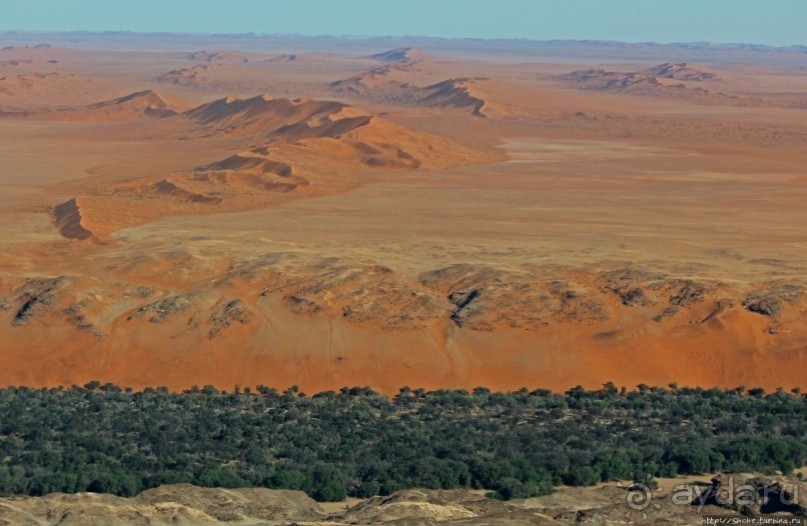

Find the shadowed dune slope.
[
  {"left": 22, "top": 90, "right": 191, "bottom": 120},
  {"left": 41, "top": 93, "right": 497, "bottom": 238}
]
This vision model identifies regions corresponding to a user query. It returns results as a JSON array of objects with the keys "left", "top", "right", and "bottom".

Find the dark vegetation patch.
[{"left": 0, "top": 384, "right": 804, "bottom": 502}]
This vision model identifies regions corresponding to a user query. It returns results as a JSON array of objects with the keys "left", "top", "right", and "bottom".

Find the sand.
[{"left": 0, "top": 35, "right": 805, "bottom": 393}]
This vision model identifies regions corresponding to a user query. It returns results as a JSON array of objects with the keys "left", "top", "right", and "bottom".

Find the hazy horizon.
[
  {"left": 2, "top": 0, "right": 806, "bottom": 47},
  {"left": 2, "top": 29, "right": 806, "bottom": 50}
]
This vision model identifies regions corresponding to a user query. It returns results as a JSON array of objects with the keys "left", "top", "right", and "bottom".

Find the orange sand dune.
[
  {"left": 370, "top": 47, "right": 436, "bottom": 63},
  {"left": 38, "top": 92, "right": 496, "bottom": 237},
  {"left": 183, "top": 93, "right": 495, "bottom": 170},
  {"left": 0, "top": 256, "right": 804, "bottom": 394},
  {"left": 418, "top": 78, "right": 505, "bottom": 117},
  {"left": 20, "top": 89, "right": 190, "bottom": 121},
  {"left": 329, "top": 63, "right": 418, "bottom": 98},
  {"left": 0, "top": 39, "right": 806, "bottom": 394},
  {"left": 330, "top": 64, "right": 518, "bottom": 117},
  {"left": 184, "top": 95, "right": 349, "bottom": 133},
  {"left": 148, "top": 179, "right": 223, "bottom": 204},
  {"left": 202, "top": 154, "right": 294, "bottom": 177},
  {"left": 82, "top": 90, "right": 189, "bottom": 117},
  {"left": 155, "top": 63, "right": 290, "bottom": 94},
  {"left": 53, "top": 197, "right": 100, "bottom": 242}
]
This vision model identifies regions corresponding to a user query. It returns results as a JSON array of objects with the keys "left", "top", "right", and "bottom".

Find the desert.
[
  {"left": 0, "top": 35, "right": 806, "bottom": 394},
  {"left": 0, "top": 9, "right": 807, "bottom": 521}
]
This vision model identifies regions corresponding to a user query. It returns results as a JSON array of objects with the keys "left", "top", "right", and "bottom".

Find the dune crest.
[
  {"left": 184, "top": 50, "right": 249, "bottom": 63},
  {"left": 557, "top": 62, "right": 726, "bottom": 101},
  {"left": 80, "top": 90, "right": 188, "bottom": 119},
  {"left": 329, "top": 63, "right": 418, "bottom": 98},
  {"left": 148, "top": 179, "right": 223, "bottom": 204},
  {"left": 370, "top": 47, "right": 434, "bottom": 63},
  {"left": 12, "top": 89, "right": 189, "bottom": 121},
  {"left": 4, "top": 35, "right": 805, "bottom": 397},
  {"left": 41, "top": 93, "right": 495, "bottom": 238},
  {"left": 184, "top": 93, "right": 490, "bottom": 170},
  {"left": 53, "top": 197, "right": 101, "bottom": 242},
  {"left": 559, "top": 68, "right": 672, "bottom": 90},
  {"left": 184, "top": 94, "right": 348, "bottom": 133},
  {"left": 419, "top": 78, "right": 497, "bottom": 117},
  {"left": 640, "top": 62, "right": 718, "bottom": 81},
  {"left": 330, "top": 64, "right": 511, "bottom": 117},
  {"left": 156, "top": 64, "right": 218, "bottom": 86}
]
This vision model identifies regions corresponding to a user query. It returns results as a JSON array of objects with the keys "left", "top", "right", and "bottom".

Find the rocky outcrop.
[{"left": 1, "top": 475, "right": 804, "bottom": 525}]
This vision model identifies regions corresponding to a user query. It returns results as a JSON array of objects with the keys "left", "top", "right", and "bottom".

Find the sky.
[{"left": 1, "top": 0, "right": 806, "bottom": 47}]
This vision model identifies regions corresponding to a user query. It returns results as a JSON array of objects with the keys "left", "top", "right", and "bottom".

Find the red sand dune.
[
  {"left": 34, "top": 92, "right": 495, "bottom": 238},
  {"left": 0, "top": 37, "right": 805, "bottom": 394}
]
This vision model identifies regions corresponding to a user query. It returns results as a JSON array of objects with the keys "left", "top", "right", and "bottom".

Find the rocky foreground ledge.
[{"left": 1, "top": 473, "right": 805, "bottom": 525}]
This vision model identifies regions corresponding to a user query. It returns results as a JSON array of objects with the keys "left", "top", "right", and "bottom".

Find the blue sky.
[{"left": 1, "top": 0, "right": 806, "bottom": 46}]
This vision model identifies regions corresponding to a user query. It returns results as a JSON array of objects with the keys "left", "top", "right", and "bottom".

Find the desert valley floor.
[{"left": 0, "top": 35, "right": 806, "bottom": 392}]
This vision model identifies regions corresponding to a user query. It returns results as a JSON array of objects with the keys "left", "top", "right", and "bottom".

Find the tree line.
[{"left": 0, "top": 382, "right": 804, "bottom": 501}]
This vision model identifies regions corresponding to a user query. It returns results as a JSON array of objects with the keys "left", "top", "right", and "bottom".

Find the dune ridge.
[
  {"left": 2, "top": 36, "right": 806, "bottom": 399},
  {"left": 6, "top": 89, "right": 189, "bottom": 121},
  {"left": 419, "top": 78, "right": 495, "bottom": 117},
  {"left": 184, "top": 50, "right": 249, "bottom": 64},
  {"left": 156, "top": 64, "right": 218, "bottom": 86},
  {"left": 328, "top": 63, "right": 418, "bottom": 98},
  {"left": 183, "top": 94, "right": 491, "bottom": 171},
  {"left": 329, "top": 64, "right": 509, "bottom": 117},
  {"left": 40, "top": 92, "right": 495, "bottom": 238},
  {"left": 556, "top": 62, "right": 729, "bottom": 101},
  {"left": 84, "top": 89, "right": 186, "bottom": 117},
  {"left": 640, "top": 62, "right": 719, "bottom": 81},
  {"left": 184, "top": 94, "right": 348, "bottom": 133},
  {"left": 148, "top": 179, "right": 223, "bottom": 204},
  {"left": 201, "top": 154, "right": 294, "bottom": 177},
  {"left": 370, "top": 47, "right": 433, "bottom": 63},
  {"left": 53, "top": 197, "right": 100, "bottom": 242}
]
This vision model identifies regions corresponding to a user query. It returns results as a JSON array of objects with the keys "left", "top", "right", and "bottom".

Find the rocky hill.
[{"left": 1, "top": 474, "right": 804, "bottom": 525}]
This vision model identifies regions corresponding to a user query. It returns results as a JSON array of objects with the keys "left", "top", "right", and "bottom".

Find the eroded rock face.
[
  {"left": 0, "top": 484, "right": 325, "bottom": 526},
  {"left": 1, "top": 476, "right": 805, "bottom": 525},
  {"left": 518, "top": 473, "right": 807, "bottom": 526},
  {"left": 2, "top": 259, "right": 802, "bottom": 339},
  {"left": 695, "top": 474, "right": 807, "bottom": 517},
  {"left": 0, "top": 256, "right": 805, "bottom": 392},
  {"left": 420, "top": 264, "right": 610, "bottom": 331},
  {"left": 207, "top": 299, "right": 252, "bottom": 338},
  {"left": 129, "top": 294, "right": 197, "bottom": 324},
  {"left": 336, "top": 488, "right": 563, "bottom": 525},
  {"left": 10, "top": 276, "right": 77, "bottom": 326},
  {"left": 743, "top": 285, "right": 804, "bottom": 317}
]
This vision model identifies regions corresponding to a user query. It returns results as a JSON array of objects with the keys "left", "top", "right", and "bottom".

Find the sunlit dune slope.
[{"left": 37, "top": 92, "right": 497, "bottom": 239}]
